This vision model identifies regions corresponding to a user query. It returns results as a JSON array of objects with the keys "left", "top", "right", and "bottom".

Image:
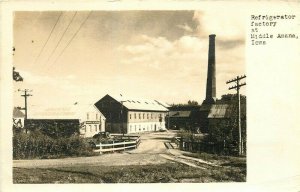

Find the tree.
[
  {"left": 187, "top": 100, "right": 198, "bottom": 106},
  {"left": 13, "top": 47, "right": 23, "bottom": 82},
  {"left": 203, "top": 94, "right": 247, "bottom": 155},
  {"left": 171, "top": 100, "right": 200, "bottom": 107},
  {"left": 13, "top": 67, "right": 23, "bottom": 82},
  {"left": 219, "top": 94, "right": 246, "bottom": 104}
]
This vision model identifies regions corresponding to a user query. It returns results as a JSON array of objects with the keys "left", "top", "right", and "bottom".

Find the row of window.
[
  {"left": 129, "top": 124, "right": 158, "bottom": 133},
  {"left": 86, "top": 113, "right": 101, "bottom": 121},
  {"left": 83, "top": 124, "right": 99, "bottom": 132},
  {"left": 129, "top": 112, "right": 164, "bottom": 120}
]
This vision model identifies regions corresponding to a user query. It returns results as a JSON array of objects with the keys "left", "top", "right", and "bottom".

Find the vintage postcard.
[{"left": 1, "top": 1, "right": 300, "bottom": 191}]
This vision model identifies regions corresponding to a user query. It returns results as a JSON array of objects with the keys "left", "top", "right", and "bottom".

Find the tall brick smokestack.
[{"left": 203, "top": 34, "right": 216, "bottom": 104}]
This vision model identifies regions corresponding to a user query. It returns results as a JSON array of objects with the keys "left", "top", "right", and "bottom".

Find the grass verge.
[{"left": 13, "top": 161, "right": 246, "bottom": 183}]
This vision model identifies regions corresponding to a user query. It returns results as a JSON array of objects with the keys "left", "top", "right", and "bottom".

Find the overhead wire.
[
  {"left": 33, "top": 11, "right": 63, "bottom": 66},
  {"left": 50, "top": 11, "right": 92, "bottom": 69},
  {"left": 44, "top": 11, "right": 78, "bottom": 66}
]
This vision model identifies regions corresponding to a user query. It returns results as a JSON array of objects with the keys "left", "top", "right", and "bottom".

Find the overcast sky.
[{"left": 13, "top": 10, "right": 246, "bottom": 111}]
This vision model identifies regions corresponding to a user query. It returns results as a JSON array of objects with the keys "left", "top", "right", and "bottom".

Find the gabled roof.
[
  {"left": 28, "top": 104, "right": 105, "bottom": 120},
  {"left": 207, "top": 104, "right": 246, "bottom": 119},
  {"left": 28, "top": 106, "right": 78, "bottom": 120},
  {"left": 155, "top": 100, "right": 171, "bottom": 108},
  {"left": 13, "top": 107, "right": 25, "bottom": 118},
  {"left": 98, "top": 94, "right": 169, "bottom": 112}
]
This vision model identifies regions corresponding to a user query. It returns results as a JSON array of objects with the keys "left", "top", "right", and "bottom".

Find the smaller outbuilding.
[
  {"left": 13, "top": 107, "right": 25, "bottom": 130},
  {"left": 24, "top": 104, "right": 106, "bottom": 138},
  {"left": 78, "top": 104, "right": 106, "bottom": 138},
  {"left": 207, "top": 103, "right": 246, "bottom": 129},
  {"left": 166, "top": 106, "right": 201, "bottom": 130}
]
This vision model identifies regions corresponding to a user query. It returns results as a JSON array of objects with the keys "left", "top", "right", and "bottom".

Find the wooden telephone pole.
[
  {"left": 226, "top": 75, "right": 246, "bottom": 156},
  {"left": 19, "top": 89, "right": 33, "bottom": 132}
]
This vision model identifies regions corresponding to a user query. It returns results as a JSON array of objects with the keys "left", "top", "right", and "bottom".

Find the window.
[
  {"left": 143, "top": 113, "right": 145, "bottom": 119},
  {"left": 134, "top": 113, "right": 136, "bottom": 119},
  {"left": 89, "top": 125, "right": 92, "bottom": 132},
  {"left": 139, "top": 113, "right": 141, "bottom": 119},
  {"left": 130, "top": 114, "right": 132, "bottom": 119},
  {"left": 96, "top": 114, "right": 98, "bottom": 120},
  {"left": 135, "top": 125, "right": 137, "bottom": 132},
  {"left": 159, "top": 114, "right": 162, "bottom": 122},
  {"left": 151, "top": 113, "right": 153, "bottom": 119},
  {"left": 147, "top": 113, "right": 149, "bottom": 119},
  {"left": 95, "top": 125, "right": 98, "bottom": 132}
]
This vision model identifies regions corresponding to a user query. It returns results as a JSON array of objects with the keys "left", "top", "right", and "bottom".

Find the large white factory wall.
[{"left": 127, "top": 122, "right": 166, "bottom": 134}]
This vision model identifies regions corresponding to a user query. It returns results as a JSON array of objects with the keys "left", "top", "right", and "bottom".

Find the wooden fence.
[
  {"left": 174, "top": 137, "right": 240, "bottom": 155},
  {"left": 94, "top": 135, "right": 141, "bottom": 154}
]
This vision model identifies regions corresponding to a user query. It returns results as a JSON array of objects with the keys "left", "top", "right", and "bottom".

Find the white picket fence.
[{"left": 94, "top": 136, "right": 141, "bottom": 154}]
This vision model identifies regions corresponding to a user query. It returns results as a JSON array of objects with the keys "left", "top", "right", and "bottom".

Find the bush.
[
  {"left": 177, "top": 130, "right": 204, "bottom": 142},
  {"left": 13, "top": 130, "right": 96, "bottom": 159}
]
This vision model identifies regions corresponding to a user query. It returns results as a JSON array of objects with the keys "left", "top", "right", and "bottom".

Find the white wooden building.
[
  {"left": 78, "top": 104, "right": 106, "bottom": 138},
  {"left": 26, "top": 104, "right": 106, "bottom": 138}
]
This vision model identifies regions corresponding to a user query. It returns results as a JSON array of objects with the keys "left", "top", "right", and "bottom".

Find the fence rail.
[
  {"left": 174, "top": 137, "right": 242, "bottom": 155},
  {"left": 94, "top": 136, "right": 141, "bottom": 154}
]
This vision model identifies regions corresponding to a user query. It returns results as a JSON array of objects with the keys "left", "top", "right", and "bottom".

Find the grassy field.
[
  {"left": 13, "top": 161, "right": 246, "bottom": 183},
  {"left": 183, "top": 152, "right": 246, "bottom": 165}
]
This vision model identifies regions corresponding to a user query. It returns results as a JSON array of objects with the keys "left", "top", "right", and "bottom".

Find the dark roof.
[
  {"left": 169, "top": 111, "right": 191, "bottom": 118},
  {"left": 13, "top": 107, "right": 25, "bottom": 118},
  {"left": 168, "top": 105, "right": 200, "bottom": 111},
  {"left": 207, "top": 104, "right": 246, "bottom": 119},
  {"left": 97, "top": 94, "right": 168, "bottom": 112}
]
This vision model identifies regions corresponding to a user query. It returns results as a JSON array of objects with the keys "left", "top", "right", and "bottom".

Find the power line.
[
  {"left": 33, "top": 12, "right": 63, "bottom": 66},
  {"left": 44, "top": 11, "right": 78, "bottom": 66},
  {"left": 51, "top": 11, "right": 92, "bottom": 67},
  {"left": 226, "top": 74, "right": 246, "bottom": 156}
]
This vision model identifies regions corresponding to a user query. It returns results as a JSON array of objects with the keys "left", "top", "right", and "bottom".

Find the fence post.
[
  {"left": 135, "top": 139, "right": 138, "bottom": 149},
  {"left": 112, "top": 140, "right": 114, "bottom": 153},
  {"left": 99, "top": 143, "right": 102, "bottom": 155}
]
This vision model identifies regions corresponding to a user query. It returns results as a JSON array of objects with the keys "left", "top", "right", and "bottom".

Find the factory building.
[
  {"left": 24, "top": 104, "right": 106, "bottom": 138},
  {"left": 166, "top": 106, "right": 200, "bottom": 130},
  {"left": 78, "top": 105, "right": 106, "bottom": 138},
  {"left": 95, "top": 94, "right": 169, "bottom": 134},
  {"left": 199, "top": 34, "right": 246, "bottom": 133}
]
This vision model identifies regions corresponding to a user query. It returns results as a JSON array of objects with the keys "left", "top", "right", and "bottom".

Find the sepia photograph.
[{"left": 11, "top": 10, "right": 247, "bottom": 183}]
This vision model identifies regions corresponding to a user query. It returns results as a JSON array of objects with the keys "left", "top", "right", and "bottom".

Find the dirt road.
[
  {"left": 13, "top": 131, "right": 176, "bottom": 168},
  {"left": 13, "top": 130, "right": 214, "bottom": 169},
  {"left": 129, "top": 131, "right": 176, "bottom": 154}
]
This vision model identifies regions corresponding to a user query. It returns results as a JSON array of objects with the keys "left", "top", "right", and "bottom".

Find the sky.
[{"left": 13, "top": 10, "right": 246, "bottom": 113}]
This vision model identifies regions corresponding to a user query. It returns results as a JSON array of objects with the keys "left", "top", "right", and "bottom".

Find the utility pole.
[
  {"left": 19, "top": 89, "right": 33, "bottom": 133},
  {"left": 226, "top": 75, "right": 246, "bottom": 156}
]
